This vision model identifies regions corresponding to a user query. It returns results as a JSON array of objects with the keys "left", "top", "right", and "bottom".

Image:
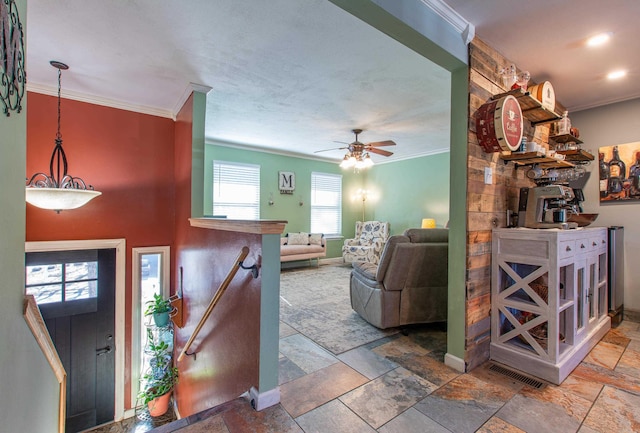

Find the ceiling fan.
[{"left": 315, "top": 129, "right": 396, "bottom": 169}]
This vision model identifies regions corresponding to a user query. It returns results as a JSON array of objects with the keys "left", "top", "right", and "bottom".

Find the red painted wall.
[{"left": 26, "top": 92, "right": 176, "bottom": 407}]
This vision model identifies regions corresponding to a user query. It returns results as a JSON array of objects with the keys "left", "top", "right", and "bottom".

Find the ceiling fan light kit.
[{"left": 317, "top": 129, "right": 395, "bottom": 172}]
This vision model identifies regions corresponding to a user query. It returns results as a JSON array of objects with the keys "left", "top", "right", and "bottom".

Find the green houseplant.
[
  {"left": 144, "top": 293, "right": 173, "bottom": 327},
  {"left": 139, "top": 329, "right": 178, "bottom": 416}
]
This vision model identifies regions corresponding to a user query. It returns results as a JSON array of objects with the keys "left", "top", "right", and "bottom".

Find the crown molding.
[
  {"left": 26, "top": 82, "right": 175, "bottom": 119},
  {"left": 419, "top": 0, "right": 475, "bottom": 44},
  {"left": 172, "top": 82, "right": 213, "bottom": 117},
  {"left": 207, "top": 138, "right": 449, "bottom": 165}
]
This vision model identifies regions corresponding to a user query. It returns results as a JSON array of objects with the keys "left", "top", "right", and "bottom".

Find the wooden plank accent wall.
[{"left": 465, "top": 38, "right": 553, "bottom": 370}]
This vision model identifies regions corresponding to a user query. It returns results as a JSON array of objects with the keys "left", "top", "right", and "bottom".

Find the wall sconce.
[
  {"left": 421, "top": 218, "right": 436, "bottom": 228},
  {"left": 298, "top": 195, "right": 304, "bottom": 206},
  {"left": 268, "top": 193, "right": 274, "bottom": 206},
  {"left": 25, "top": 61, "right": 101, "bottom": 212}
]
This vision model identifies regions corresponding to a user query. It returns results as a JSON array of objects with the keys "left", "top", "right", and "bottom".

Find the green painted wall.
[
  {"left": 447, "top": 65, "right": 470, "bottom": 364},
  {"left": 365, "top": 153, "right": 450, "bottom": 235},
  {"left": 204, "top": 143, "right": 364, "bottom": 257},
  {"left": 204, "top": 143, "right": 451, "bottom": 256},
  {"left": 0, "top": 1, "right": 61, "bottom": 430}
]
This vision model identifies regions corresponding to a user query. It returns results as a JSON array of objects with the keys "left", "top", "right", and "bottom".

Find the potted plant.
[
  {"left": 139, "top": 329, "right": 178, "bottom": 416},
  {"left": 145, "top": 293, "right": 173, "bottom": 327}
]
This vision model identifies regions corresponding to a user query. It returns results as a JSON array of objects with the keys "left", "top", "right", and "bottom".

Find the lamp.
[
  {"left": 421, "top": 218, "right": 436, "bottom": 228},
  {"left": 26, "top": 61, "right": 101, "bottom": 213},
  {"left": 356, "top": 189, "right": 368, "bottom": 221}
]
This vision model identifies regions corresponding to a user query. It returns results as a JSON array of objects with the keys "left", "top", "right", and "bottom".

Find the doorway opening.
[{"left": 25, "top": 239, "right": 126, "bottom": 424}]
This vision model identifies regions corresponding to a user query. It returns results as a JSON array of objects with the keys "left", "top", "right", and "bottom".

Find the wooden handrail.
[
  {"left": 24, "top": 295, "right": 67, "bottom": 433},
  {"left": 177, "top": 246, "right": 250, "bottom": 362}
]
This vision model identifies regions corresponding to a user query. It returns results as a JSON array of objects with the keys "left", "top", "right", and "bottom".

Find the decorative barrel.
[
  {"left": 528, "top": 81, "right": 556, "bottom": 112},
  {"left": 475, "top": 95, "right": 523, "bottom": 153}
]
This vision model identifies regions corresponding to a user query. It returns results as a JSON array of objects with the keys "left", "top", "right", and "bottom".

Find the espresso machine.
[{"left": 518, "top": 185, "right": 579, "bottom": 229}]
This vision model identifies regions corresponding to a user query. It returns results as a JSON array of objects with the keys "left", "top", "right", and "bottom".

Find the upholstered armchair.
[
  {"left": 349, "top": 228, "right": 448, "bottom": 329},
  {"left": 342, "top": 221, "right": 390, "bottom": 264}
]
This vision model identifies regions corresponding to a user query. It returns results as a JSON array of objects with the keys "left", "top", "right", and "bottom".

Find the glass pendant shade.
[
  {"left": 26, "top": 188, "right": 101, "bottom": 211},
  {"left": 25, "top": 61, "right": 101, "bottom": 212}
]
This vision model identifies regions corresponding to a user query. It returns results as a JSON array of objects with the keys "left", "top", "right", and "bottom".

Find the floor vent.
[{"left": 488, "top": 363, "right": 546, "bottom": 389}]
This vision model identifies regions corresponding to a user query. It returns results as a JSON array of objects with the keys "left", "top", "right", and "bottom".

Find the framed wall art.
[
  {"left": 278, "top": 171, "right": 295, "bottom": 194},
  {"left": 599, "top": 141, "right": 640, "bottom": 202}
]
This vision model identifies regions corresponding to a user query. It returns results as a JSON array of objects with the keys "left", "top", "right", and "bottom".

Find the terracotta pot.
[{"left": 147, "top": 391, "right": 171, "bottom": 417}]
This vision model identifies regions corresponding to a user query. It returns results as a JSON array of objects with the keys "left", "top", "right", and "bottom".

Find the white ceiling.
[
  {"left": 445, "top": 0, "right": 640, "bottom": 111},
  {"left": 25, "top": 0, "right": 451, "bottom": 164},
  {"left": 25, "top": 1, "right": 640, "bottom": 164}
]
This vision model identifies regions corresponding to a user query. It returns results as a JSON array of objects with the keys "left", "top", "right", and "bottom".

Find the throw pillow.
[
  {"left": 287, "top": 232, "right": 309, "bottom": 245},
  {"left": 309, "top": 233, "right": 323, "bottom": 245}
]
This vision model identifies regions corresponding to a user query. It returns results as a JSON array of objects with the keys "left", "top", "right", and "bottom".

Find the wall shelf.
[
  {"left": 550, "top": 133, "right": 583, "bottom": 145},
  {"left": 500, "top": 151, "right": 575, "bottom": 168},
  {"left": 555, "top": 149, "right": 594, "bottom": 162},
  {"left": 492, "top": 88, "right": 562, "bottom": 125}
]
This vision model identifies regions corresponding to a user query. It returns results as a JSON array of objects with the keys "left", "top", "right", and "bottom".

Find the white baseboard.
[
  {"left": 444, "top": 352, "right": 466, "bottom": 373},
  {"left": 249, "top": 387, "right": 280, "bottom": 411}
]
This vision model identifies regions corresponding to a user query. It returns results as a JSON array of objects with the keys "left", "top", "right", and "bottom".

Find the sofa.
[
  {"left": 349, "top": 228, "right": 448, "bottom": 329},
  {"left": 280, "top": 232, "right": 326, "bottom": 266},
  {"left": 342, "top": 221, "right": 390, "bottom": 265}
]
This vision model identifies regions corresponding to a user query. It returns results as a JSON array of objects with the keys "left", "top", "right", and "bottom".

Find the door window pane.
[
  {"left": 26, "top": 256, "right": 98, "bottom": 304},
  {"left": 26, "top": 284, "right": 63, "bottom": 304}
]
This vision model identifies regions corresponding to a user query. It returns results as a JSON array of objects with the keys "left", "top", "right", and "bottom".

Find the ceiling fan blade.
[
  {"left": 314, "top": 146, "right": 347, "bottom": 153},
  {"left": 367, "top": 147, "right": 394, "bottom": 157},
  {"left": 366, "top": 140, "right": 396, "bottom": 147},
  {"left": 332, "top": 140, "right": 350, "bottom": 145}
]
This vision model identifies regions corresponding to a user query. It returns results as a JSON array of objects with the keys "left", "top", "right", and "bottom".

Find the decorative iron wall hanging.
[{"left": 1, "top": 0, "right": 26, "bottom": 116}]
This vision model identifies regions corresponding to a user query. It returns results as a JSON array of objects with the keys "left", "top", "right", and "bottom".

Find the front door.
[{"left": 26, "top": 249, "right": 116, "bottom": 433}]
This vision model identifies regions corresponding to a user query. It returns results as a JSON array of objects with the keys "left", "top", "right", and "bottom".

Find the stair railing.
[{"left": 177, "top": 246, "right": 257, "bottom": 361}]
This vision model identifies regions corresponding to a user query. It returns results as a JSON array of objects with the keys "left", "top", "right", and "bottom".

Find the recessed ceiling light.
[
  {"left": 587, "top": 32, "right": 612, "bottom": 47},
  {"left": 607, "top": 70, "right": 627, "bottom": 80}
]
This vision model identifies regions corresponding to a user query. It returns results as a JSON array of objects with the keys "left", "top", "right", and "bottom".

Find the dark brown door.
[{"left": 26, "top": 249, "right": 116, "bottom": 433}]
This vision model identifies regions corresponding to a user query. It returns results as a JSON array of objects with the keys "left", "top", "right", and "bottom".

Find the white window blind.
[
  {"left": 311, "top": 172, "right": 342, "bottom": 236},
  {"left": 213, "top": 161, "right": 260, "bottom": 219}
]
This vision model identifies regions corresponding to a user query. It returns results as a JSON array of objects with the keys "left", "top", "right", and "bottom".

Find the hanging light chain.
[{"left": 56, "top": 66, "right": 62, "bottom": 140}]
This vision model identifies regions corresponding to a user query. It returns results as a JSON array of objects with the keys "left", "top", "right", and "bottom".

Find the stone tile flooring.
[{"left": 89, "top": 320, "right": 640, "bottom": 432}]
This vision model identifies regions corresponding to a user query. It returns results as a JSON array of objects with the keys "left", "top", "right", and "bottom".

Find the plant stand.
[{"left": 136, "top": 322, "right": 176, "bottom": 419}]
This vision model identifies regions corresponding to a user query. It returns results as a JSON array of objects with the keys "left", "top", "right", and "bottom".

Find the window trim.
[{"left": 130, "top": 246, "right": 170, "bottom": 408}]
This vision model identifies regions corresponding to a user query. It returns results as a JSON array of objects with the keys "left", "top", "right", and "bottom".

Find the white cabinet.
[{"left": 491, "top": 227, "right": 610, "bottom": 384}]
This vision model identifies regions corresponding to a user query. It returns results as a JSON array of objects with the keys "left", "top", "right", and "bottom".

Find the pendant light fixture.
[{"left": 26, "top": 61, "right": 101, "bottom": 213}]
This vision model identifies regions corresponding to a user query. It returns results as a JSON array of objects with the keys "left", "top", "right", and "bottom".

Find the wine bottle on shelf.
[
  {"left": 608, "top": 146, "right": 626, "bottom": 195},
  {"left": 599, "top": 153, "right": 609, "bottom": 199}
]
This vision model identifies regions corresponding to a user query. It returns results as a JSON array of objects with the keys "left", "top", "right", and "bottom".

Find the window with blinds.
[
  {"left": 213, "top": 161, "right": 260, "bottom": 219},
  {"left": 311, "top": 172, "right": 342, "bottom": 236}
]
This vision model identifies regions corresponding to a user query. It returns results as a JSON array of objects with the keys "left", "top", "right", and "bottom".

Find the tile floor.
[{"left": 91, "top": 319, "right": 640, "bottom": 433}]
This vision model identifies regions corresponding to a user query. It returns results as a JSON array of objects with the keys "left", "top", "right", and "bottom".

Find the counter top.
[{"left": 189, "top": 218, "right": 288, "bottom": 235}]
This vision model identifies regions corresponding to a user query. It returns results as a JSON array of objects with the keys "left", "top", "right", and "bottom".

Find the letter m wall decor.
[{"left": 279, "top": 171, "right": 295, "bottom": 194}]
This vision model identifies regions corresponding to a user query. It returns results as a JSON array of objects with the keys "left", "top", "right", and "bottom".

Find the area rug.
[{"left": 279, "top": 264, "right": 397, "bottom": 355}]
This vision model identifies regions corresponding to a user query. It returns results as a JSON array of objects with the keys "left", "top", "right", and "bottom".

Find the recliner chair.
[
  {"left": 349, "top": 228, "right": 448, "bottom": 329},
  {"left": 342, "top": 221, "right": 390, "bottom": 264}
]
